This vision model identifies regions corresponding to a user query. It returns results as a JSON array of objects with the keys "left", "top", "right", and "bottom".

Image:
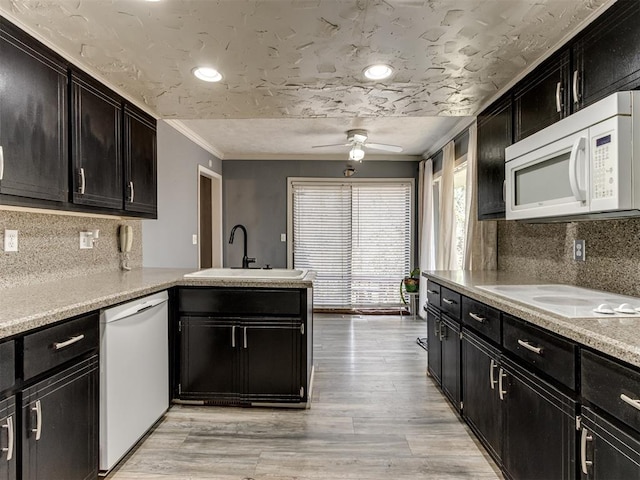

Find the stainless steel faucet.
[{"left": 229, "top": 224, "right": 256, "bottom": 268}]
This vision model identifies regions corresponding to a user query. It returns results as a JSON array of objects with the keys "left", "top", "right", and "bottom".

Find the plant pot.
[{"left": 403, "top": 277, "right": 419, "bottom": 293}]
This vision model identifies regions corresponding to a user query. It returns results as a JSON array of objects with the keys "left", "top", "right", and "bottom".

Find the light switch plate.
[
  {"left": 192, "top": 234, "right": 198, "bottom": 245},
  {"left": 280, "top": 233, "right": 286, "bottom": 242},
  {"left": 80, "top": 231, "right": 93, "bottom": 249},
  {"left": 4, "top": 230, "right": 18, "bottom": 252}
]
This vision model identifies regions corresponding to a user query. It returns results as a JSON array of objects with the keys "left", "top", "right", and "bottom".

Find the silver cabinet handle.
[
  {"left": 555, "top": 81, "right": 562, "bottom": 113},
  {"left": 434, "top": 319, "right": 440, "bottom": 338},
  {"left": 442, "top": 298, "right": 454, "bottom": 305},
  {"left": 469, "top": 312, "right": 486, "bottom": 323},
  {"left": 427, "top": 289, "right": 438, "bottom": 295},
  {"left": 580, "top": 427, "right": 593, "bottom": 474},
  {"left": 0, "top": 146, "right": 4, "bottom": 181},
  {"left": 129, "top": 181, "right": 135, "bottom": 203},
  {"left": 1, "top": 415, "right": 13, "bottom": 461},
  {"left": 517, "top": 339, "right": 543, "bottom": 355},
  {"left": 498, "top": 368, "right": 507, "bottom": 401},
  {"left": 78, "top": 167, "right": 86, "bottom": 194},
  {"left": 490, "top": 359, "right": 498, "bottom": 390},
  {"left": 231, "top": 325, "right": 236, "bottom": 348},
  {"left": 502, "top": 180, "right": 506, "bottom": 203},
  {"left": 54, "top": 334, "right": 85, "bottom": 350},
  {"left": 32, "top": 400, "right": 42, "bottom": 441},
  {"left": 243, "top": 327, "right": 248, "bottom": 349},
  {"left": 573, "top": 70, "right": 579, "bottom": 104},
  {"left": 439, "top": 323, "right": 447, "bottom": 341},
  {"left": 620, "top": 393, "right": 640, "bottom": 411}
]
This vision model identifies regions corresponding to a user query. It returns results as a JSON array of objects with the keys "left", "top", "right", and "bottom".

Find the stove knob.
[
  {"left": 615, "top": 303, "right": 636, "bottom": 314},
  {"left": 594, "top": 304, "right": 615, "bottom": 314}
]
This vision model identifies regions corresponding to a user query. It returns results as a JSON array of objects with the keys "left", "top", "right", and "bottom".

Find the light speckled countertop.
[
  {"left": 424, "top": 270, "right": 640, "bottom": 369},
  {"left": 0, "top": 268, "right": 316, "bottom": 339}
]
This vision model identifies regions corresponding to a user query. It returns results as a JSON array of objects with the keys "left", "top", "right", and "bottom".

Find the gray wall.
[
  {"left": 143, "top": 121, "right": 222, "bottom": 268},
  {"left": 222, "top": 160, "right": 419, "bottom": 268}
]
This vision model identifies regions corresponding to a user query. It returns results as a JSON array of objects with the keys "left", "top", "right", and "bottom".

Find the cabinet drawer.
[
  {"left": 426, "top": 281, "right": 441, "bottom": 308},
  {"left": 503, "top": 315, "right": 576, "bottom": 390},
  {"left": 582, "top": 350, "right": 640, "bottom": 434},
  {"left": 440, "top": 287, "right": 461, "bottom": 320},
  {"left": 0, "top": 340, "right": 15, "bottom": 392},
  {"left": 23, "top": 313, "right": 99, "bottom": 380},
  {"left": 178, "top": 288, "right": 302, "bottom": 316},
  {"left": 461, "top": 297, "right": 501, "bottom": 344}
]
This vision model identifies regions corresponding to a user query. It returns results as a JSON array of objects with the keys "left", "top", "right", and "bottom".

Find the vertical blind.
[{"left": 292, "top": 181, "right": 412, "bottom": 308}]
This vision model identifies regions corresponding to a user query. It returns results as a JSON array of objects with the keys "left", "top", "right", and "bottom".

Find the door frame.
[{"left": 197, "top": 165, "right": 223, "bottom": 268}]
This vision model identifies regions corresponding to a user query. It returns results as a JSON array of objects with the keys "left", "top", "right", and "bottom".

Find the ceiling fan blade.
[
  {"left": 366, "top": 142, "right": 403, "bottom": 153},
  {"left": 311, "top": 143, "right": 351, "bottom": 149}
]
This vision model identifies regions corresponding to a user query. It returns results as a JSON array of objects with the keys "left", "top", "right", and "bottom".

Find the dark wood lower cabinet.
[
  {"left": 426, "top": 307, "right": 442, "bottom": 384},
  {"left": 501, "top": 357, "right": 577, "bottom": 480},
  {"left": 0, "top": 397, "right": 16, "bottom": 480},
  {"left": 21, "top": 355, "right": 98, "bottom": 480},
  {"left": 440, "top": 315, "right": 460, "bottom": 410},
  {"left": 579, "top": 406, "right": 640, "bottom": 479},
  {"left": 462, "top": 330, "right": 502, "bottom": 464}
]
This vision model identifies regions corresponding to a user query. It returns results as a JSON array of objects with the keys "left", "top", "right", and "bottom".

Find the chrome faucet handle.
[{"left": 247, "top": 257, "right": 256, "bottom": 264}]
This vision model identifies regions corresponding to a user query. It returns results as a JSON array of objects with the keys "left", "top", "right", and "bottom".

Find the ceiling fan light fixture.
[
  {"left": 363, "top": 64, "right": 393, "bottom": 80},
  {"left": 193, "top": 67, "right": 223, "bottom": 83},
  {"left": 349, "top": 145, "right": 365, "bottom": 162}
]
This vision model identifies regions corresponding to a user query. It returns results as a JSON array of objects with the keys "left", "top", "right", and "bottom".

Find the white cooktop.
[{"left": 476, "top": 284, "right": 640, "bottom": 319}]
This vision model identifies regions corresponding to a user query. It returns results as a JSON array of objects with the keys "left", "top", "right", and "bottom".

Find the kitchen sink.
[{"left": 184, "top": 268, "right": 308, "bottom": 280}]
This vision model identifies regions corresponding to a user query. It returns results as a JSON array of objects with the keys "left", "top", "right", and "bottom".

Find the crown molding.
[{"left": 163, "top": 120, "right": 225, "bottom": 159}]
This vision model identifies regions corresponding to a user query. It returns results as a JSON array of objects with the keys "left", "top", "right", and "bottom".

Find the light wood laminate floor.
[{"left": 108, "top": 314, "right": 502, "bottom": 480}]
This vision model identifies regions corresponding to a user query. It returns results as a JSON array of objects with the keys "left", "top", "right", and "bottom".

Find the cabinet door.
[
  {"left": 0, "top": 18, "right": 68, "bottom": 202},
  {"left": 573, "top": 0, "right": 640, "bottom": 110},
  {"left": 0, "top": 397, "right": 16, "bottom": 480},
  {"left": 124, "top": 105, "right": 157, "bottom": 216},
  {"left": 440, "top": 316, "right": 460, "bottom": 409},
  {"left": 477, "top": 95, "right": 512, "bottom": 220},
  {"left": 179, "top": 317, "right": 238, "bottom": 401},
  {"left": 514, "top": 49, "right": 570, "bottom": 142},
  {"left": 579, "top": 407, "right": 640, "bottom": 480},
  {"left": 501, "top": 358, "right": 576, "bottom": 480},
  {"left": 22, "top": 356, "right": 98, "bottom": 480},
  {"left": 242, "top": 320, "right": 302, "bottom": 402},
  {"left": 71, "top": 71, "right": 122, "bottom": 209},
  {"left": 462, "top": 331, "right": 502, "bottom": 463},
  {"left": 426, "top": 308, "right": 442, "bottom": 384}
]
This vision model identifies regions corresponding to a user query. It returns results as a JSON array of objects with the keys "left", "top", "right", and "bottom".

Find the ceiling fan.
[{"left": 312, "top": 129, "right": 403, "bottom": 161}]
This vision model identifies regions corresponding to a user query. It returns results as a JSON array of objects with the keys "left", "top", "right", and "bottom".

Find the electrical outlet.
[
  {"left": 79, "top": 231, "right": 94, "bottom": 249},
  {"left": 573, "top": 239, "right": 586, "bottom": 261},
  {"left": 4, "top": 230, "right": 18, "bottom": 252}
]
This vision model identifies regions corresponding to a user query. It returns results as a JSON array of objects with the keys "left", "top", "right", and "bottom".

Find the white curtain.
[
  {"left": 463, "top": 123, "right": 497, "bottom": 270},
  {"left": 418, "top": 159, "right": 435, "bottom": 318},
  {"left": 437, "top": 140, "right": 457, "bottom": 270}
]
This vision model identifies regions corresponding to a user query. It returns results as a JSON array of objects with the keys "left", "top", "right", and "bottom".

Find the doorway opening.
[{"left": 198, "top": 166, "right": 223, "bottom": 268}]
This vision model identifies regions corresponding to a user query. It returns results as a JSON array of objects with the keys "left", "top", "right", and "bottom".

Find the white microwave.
[{"left": 505, "top": 91, "right": 640, "bottom": 221}]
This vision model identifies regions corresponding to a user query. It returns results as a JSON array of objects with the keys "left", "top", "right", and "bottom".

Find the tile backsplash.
[
  {"left": 0, "top": 210, "right": 142, "bottom": 289},
  {"left": 498, "top": 218, "right": 640, "bottom": 296}
]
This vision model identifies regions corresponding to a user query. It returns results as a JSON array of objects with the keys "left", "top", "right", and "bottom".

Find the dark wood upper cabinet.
[
  {"left": 0, "top": 18, "right": 68, "bottom": 203},
  {"left": 477, "top": 95, "right": 512, "bottom": 220},
  {"left": 573, "top": 0, "right": 640, "bottom": 110},
  {"left": 514, "top": 49, "right": 571, "bottom": 142},
  {"left": 70, "top": 71, "right": 123, "bottom": 210},
  {"left": 124, "top": 105, "right": 157, "bottom": 216}
]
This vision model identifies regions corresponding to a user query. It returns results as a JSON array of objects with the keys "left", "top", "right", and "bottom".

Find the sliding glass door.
[{"left": 291, "top": 179, "right": 413, "bottom": 308}]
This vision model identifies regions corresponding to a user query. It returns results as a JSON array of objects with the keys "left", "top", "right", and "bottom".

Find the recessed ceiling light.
[
  {"left": 193, "top": 67, "right": 223, "bottom": 83},
  {"left": 363, "top": 64, "right": 394, "bottom": 81}
]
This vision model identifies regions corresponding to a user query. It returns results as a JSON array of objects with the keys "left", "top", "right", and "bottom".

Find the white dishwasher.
[{"left": 99, "top": 290, "right": 169, "bottom": 473}]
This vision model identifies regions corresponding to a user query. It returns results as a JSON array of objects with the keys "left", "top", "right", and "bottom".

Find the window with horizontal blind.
[{"left": 290, "top": 179, "right": 413, "bottom": 308}]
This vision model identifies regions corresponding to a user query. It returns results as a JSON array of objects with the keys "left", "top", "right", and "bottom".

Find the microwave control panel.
[{"left": 592, "top": 133, "right": 615, "bottom": 199}]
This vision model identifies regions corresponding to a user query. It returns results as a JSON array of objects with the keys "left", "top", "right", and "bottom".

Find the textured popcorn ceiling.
[{"left": 0, "top": 0, "right": 608, "bottom": 159}]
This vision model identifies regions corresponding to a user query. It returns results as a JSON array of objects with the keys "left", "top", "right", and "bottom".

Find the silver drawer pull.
[
  {"left": 243, "top": 326, "right": 248, "bottom": 349},
  {"left": 231, "top": 325, "right": 236, "bottom": 348},
  {"left": 32, "top": 400, "right": 42, "bottom": 441},
  {"left": 517, "top": 339, "right": 542, "bottom": 355},
  {"left": 620, "top": 393, "right": 640, "bottom": 411},
  {"left": 427, "top": 289, "right": 438, "bottom": 295},
  {"left": 498, "top": 368, "right": 507, "bottom": 400},
  {"left": 442, "top": 298, "right": 454, "bottom": 305},
  {"left": 2, "top": 415, "right": 13, "bottom": 461},
  {"left": 469, "top": 312, "right": 486, "bottom": 323},
  {"left": 580, "top": 427, "right": 593, "bottom": 474},
  {"left": 53, "top": 334, "right": 85, "bottom": 350},
  {"left": 489, "top": 359, "right": 498, "bottom": 390}
]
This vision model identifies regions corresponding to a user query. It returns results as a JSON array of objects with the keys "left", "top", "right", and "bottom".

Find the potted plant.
[{"left": 403, "top": 267, "right": 420, "bottom": 293}]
